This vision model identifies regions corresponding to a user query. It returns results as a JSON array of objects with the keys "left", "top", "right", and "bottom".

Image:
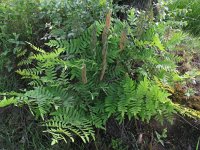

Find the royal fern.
[{"left": 0, "top": 9, "right": 184, "bottom": 145}]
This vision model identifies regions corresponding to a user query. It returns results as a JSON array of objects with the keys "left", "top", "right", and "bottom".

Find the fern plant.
[
  {"left": 0, "top": 8, "right": 182, "bottom": 145},
  {"left": 105, "top": 75, "right": 174, "bottom": 123},
  {"left": 45, "top": 107, "right": 95, "bottom": 145}
]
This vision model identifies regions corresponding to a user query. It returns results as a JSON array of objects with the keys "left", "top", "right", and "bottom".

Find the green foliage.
[
  {"left": 111, "top": 138, "right": 128, "bottom": 150},
  {"left": 155, "top": 128, "right": 168, "bottom": 146},
  {"left": 0, "top": 106, "right": 56, "bottom": 150},
  {"left": 196, "top": 137, "right": 200, "bottom": 150},
  {"left": 46, "top": 108, "right": 95, "bottom": 145},
  {"left": 0, "top": 0, "right": 109, "bottom": 91},
  {"left": 105, "top": 76, "right": 174, "bottom": 123},
  {"left": 0, "top": 97, "right": 17, "bottom": 107},
  {"left": 2, "top": 0, "right": 199, "bottom": 148},
  {"left": 39, "top": 0, "right": 110, "bottom": 39},
  {"left": 169, "top": 0, "right": 200, "bottom": 36},
  {"left": 0, "top": 7, "right": 181, "bottom": 144},
  {"left": 0, "top": 0, "right": 39, "bottom": 91}
]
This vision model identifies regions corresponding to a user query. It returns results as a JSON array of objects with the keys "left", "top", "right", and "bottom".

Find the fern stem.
[{"left": 100, "top": 10, "right": 112, "bottom": 81}]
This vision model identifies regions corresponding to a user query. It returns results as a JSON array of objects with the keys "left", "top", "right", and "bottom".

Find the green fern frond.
[
  {"left": 173, "top": 103, "right": 200, "bottom": 119},
  {"left": 16, "top": 68, "right": 42, "bottom": 80},
  {"left": 26, "top": 42, "right": 46, "bottom": 53},
  {"left": 105, "top": 76, "right": 174, "bottom": 123},
  {"left": 30, "top": 48, "right": 64, "bottom": 61},
  {"left": 45, "top": 108, "right": 95, "bottom": 144},
  {"left": 0, "top": 97, "right": 17, "bottom": 107},
  {"left": 46, "top": 23, "right": 102, "bottom": 55}
]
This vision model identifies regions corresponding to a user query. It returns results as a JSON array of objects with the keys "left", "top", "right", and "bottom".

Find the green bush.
[
  {"left": 0, "top": 0, "right": 40, "bottom": 91},
  {"left": 39, "top": 0, "right": 110, "bottom": 39},
  {"left": 1, "top": 0, "right": 199, "bottom": 149},
  {"left": 1, "top": 7, "right": 185, "bottom": 145},
  {"left": 169, "top": 0, "right": 200, "bottom": 36},
  {"left": 0, "top": 0, "right": 109, "bottom": 91}
]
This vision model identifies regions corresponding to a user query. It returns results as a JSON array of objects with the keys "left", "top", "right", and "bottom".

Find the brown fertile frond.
[
  {"left": 105, "top": 10, "right": 112, "bottom": 29},
  {"left": 100, "top": 10, "right": 112, "bottom": 81},
  {"left": 119, "top": 30, "right": 127, "bottom": 51},
  {"left": 102, "top": 10, "right": 112, "bottom": 47}
]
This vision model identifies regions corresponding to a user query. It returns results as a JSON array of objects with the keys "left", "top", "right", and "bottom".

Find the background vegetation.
[{"left": 0, "top": 0, "right": 200, "bottom": 149}]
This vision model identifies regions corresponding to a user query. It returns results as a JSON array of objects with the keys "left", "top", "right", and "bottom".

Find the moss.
[{"left": 171, "top": 83, "right": 200, "bottom": 111}]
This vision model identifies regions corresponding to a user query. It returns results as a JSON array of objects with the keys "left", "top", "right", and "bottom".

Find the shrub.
[
  {"left": 0, "top": 0, "right": 109, "bottom": 91},
  {"left": 0, "top": 0, "right": 40, "bottom": 91},
  {"left": 1, "top": 0, "right": 199, "bottom": 148},
  {"left": 1, "top": 7, "right": 183, "bottom": 144},
  {"left": 169, "top": 0, "right": 200, "bottom": 36}
]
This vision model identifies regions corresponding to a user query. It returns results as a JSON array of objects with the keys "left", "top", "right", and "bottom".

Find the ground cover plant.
[{"left": 0, "top": 0, "right": 200, "bottom": 149}]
